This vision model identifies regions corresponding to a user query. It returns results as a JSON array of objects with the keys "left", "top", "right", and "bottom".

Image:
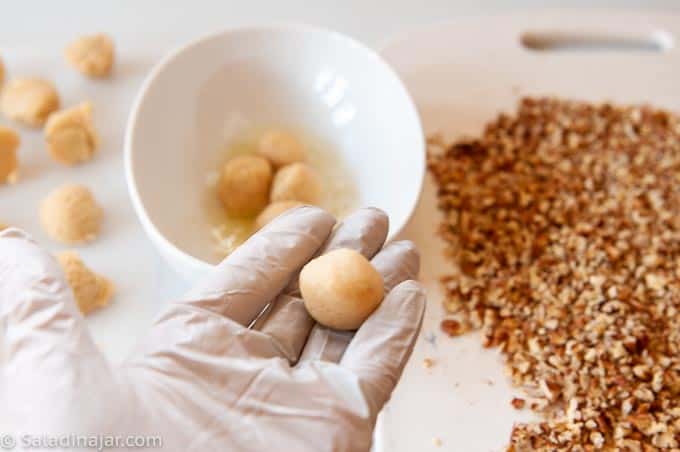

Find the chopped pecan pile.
[{"left": 428, "top": 97, "right": 680, "bottom": 451}]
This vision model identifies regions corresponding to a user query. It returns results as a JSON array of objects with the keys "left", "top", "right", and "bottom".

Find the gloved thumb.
[{"left": 0, "top": 229, "right": 111, "bottom": 430}]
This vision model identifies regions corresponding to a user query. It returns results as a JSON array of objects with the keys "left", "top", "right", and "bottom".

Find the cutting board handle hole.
[{"left": 520, "top": 30, "right": 674, "bottom": 52}]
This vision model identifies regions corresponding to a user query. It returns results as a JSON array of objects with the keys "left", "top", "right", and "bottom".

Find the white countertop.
[{"left": 2, "top": 1, "right": 679, "bottom": 451}]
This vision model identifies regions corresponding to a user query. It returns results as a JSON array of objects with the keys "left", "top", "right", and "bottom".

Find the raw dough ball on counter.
[
  {"left": 257, "top": 129, "right": 305, "bottom": 167},
  {"left": 65, "top": 34, "right": 115, "bottom": 78},
  {"left": 0, "top": 78, "right": 60, "bottom": 127},
  {"left": 57, "top": 251, "right": 113, "bottom": 315},
  {"left": 300, "top": 248, "right": 385, "bottom": 331},
  {"left": 218, "top": 155, "right": 272, "bottom": 217},
  {"left": 40, "top": 184, "right": 103, "bottom": 244},
  {"left": 255, "top": 200, "right": 304, "bottom": 229},
  {"left": 270, "top": 162, "right": 321, "bottom": 205},
  {"left": 0, "top": 125, "right": 20, "bottom": 184},
  {"left": 45, "top": 102, "right": 99, "bottom": 165}
]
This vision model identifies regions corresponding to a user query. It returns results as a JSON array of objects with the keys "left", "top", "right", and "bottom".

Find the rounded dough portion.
[
  {"left": 0, "top": 125, "right": 20, "bottom": 184},
  {"left": 40, "top": 184, "right": 103, "bottom": 244},
  {"left": 65, "top": 34, "right": 115, "bottom": 78},
  {"left": 218, "top": 155, "right": 272, "bottom": 217},
  {"left": 257, "top": 129, "right": 305, "bottom": 167},
  {"left": 255, "top": 200, "right": 304, "bottom": 229},
  {"left": 270, "top": 162, "right": 322, "bottom": 205},
  {"left": 57, "top": 251, "right": 113, "bottom": 315},
  {"left": 45, "top": 102, "right": 99, "bottom": 165},
  {"left": 300, "top": 248, "right": 385, "bottom": 330},
  {"left": 0, "top": 78, "right": 60, "bottom": 127}
]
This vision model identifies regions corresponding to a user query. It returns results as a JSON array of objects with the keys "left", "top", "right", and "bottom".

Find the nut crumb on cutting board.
[{"left": 429, "top": 97, "right": 680, "bottom": 451}]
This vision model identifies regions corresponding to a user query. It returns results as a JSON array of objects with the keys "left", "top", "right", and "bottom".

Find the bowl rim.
[{"left": 124, "top": 23, "right": 425, "bottom": 276}]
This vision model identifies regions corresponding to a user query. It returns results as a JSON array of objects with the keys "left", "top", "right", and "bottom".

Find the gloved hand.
[{"left": 0, "top": 207, "right": 425, "bottom": 452}]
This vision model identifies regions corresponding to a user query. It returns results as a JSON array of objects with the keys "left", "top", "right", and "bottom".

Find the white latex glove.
[{"left": 0, "top": 207, "right": 425, "bottom": 452}]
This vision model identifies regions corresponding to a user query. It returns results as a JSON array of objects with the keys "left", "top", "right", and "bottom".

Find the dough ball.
[
  {"left": 57, "top": 251, "right": 113, "bottom": 315},
  {"left": 45, "top": 102, "right": 99, "bottom": 165},
  {"left": 0, "top": 78, "right": 60, "bottom": 127},
  {"left": 40, "top": 184, "right": 103, "bottom": 244},
  {"left": 255, "top": 200, "right": 304, "bottom": 229},
  {"left": 0, "top": 222, "right": 7, "bottom": 231},
  {"left": 218, "top": 155, "right": 272, "bottom": 217},
  {"left": 65, "top": 34, "right": 115, "bottom": 78},
  {"left": 270, "top": 163, "right": 322, "bottom": 204},
  {"left": 0, "top": 125, "right": 19, "bottom": 184},
  {"left": 257, "top": 129, "right": 305, "bottom": 167},
  {"left": 300, "top": 248, "right": 385, "bottom": 330}
]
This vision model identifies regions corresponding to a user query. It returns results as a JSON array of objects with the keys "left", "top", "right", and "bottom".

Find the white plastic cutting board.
[{"left": 376, "top": 11, "right": 680, "bottom": 452}]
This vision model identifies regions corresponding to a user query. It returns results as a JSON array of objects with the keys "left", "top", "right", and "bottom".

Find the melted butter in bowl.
[{"left": 205, "top": 125, "right": 359, "bottom": 257}]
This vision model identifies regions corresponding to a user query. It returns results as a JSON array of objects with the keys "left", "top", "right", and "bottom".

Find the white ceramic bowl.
[{"left": 125, "top": 25, "right": 424, "bottom": 281}]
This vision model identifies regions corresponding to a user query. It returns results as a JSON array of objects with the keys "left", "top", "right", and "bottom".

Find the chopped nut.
[
  {"left": 440, "top": 318, "right": 468, "bottom": 337},
  {"left": 430, "top": 97, "right": 680, "bottom": 450},
  {"left": 423, "top": 358, "right": 436, "bottom": 369},
  {"left": 511, "top": 397, "right": 526, "bottom": 409}
]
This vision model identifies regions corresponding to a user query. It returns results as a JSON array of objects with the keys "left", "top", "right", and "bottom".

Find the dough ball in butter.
[
  {"left": 0, "top": 125, "right": 20, "bottom": 184},
  {"left": 300, "top": 248, "right": 385, "bottom": 330},
  {"left": 257, "top": 129, "right": 305, "bottom": 167},
  {"left": 40, "top": 184, "right": 103, "bottom": 244},
  {"left": 45, "top": 102, "right": 99, "bottom": 165},
  {"left": 0, "top": 78, "right": 60, "bottom": 127},
  {"left": 57, "top": 251, "right": 113, "bottom": 315},
  {"left": 65, "top": 34, "right": 115, "bottom": 78},
  {"left": 218, "top": 154, "right": 272, "bottom": 217},
  {"left": 270, "top": 162, "right": 321, "bottom": 205},
  {"left": 255, "top": 200, "right": 304, "bottom": 229}
]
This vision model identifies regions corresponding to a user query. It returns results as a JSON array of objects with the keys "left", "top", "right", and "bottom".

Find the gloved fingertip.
[
  {"left": 357, "top": 207, "right": 389, "bottom": 228},
  {"left": 383, "top": 279, "right": 426, "bottom": 323},
  {"left": 389, "top": 240, "right": 420, "bottom": 270},
  {"left": 269, "top": 205, "right": 336, "bottom": 232},
  {"left": 371, "top": 241, "right": 421, "bottom": 292},
  {"left": 0, "top": 227, "right": 36, "bottom": 243}
]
